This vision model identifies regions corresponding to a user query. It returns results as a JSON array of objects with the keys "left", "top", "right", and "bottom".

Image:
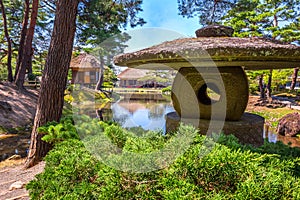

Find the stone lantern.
[{"left": 114, "top": 25, "right": 300, "bottom": 146}]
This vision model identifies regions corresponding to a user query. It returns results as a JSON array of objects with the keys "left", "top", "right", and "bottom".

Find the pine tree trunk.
[
  {"left": 14, "top": 0, "right": 30, "bottom": 80},
  {"left": 95, "top": 57, "right": 105, "bottom": 91},
  {"left": 0, "top": 0, "right": 13, "bottom": 82},
  {"left": 15, "top": 0, "right": 39, "bottom": 89},
  {"left": 25, "top": 0, "right": 79, "bottom": 168},
  {"left": 95, "top": 73, "right": 104, "bottom": 91},
  {"left": 266, "top": 69, "right": 272, "bottom": 98},
  {"left": 291, "top": 68, "right": 299, "bottom": 91},
  {"left": 259, "top": 74, "right": 265, "bottom": 99}
]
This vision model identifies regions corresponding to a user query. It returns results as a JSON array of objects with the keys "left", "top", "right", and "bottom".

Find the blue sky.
[
  {"left": 126, "top": 0, "right": 201, "bottom": 37},
  {"left": 122, "top": 0, "right": 201, "bottom": 52}
]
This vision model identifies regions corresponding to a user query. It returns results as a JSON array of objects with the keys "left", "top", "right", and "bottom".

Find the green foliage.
[
  {"left": 39, "top": 116, "right": 79, "bottom": 144},
  {"left": 162, "top": 85, "right": 172, "bottom": 94},
  {"left": 0, "top": 0, "right": 53, "bottom": 79},
  {"left": 251, "top": 108, "right": 294, "bottom": 127},
  {"left": 138, "top": 70, "right": 175, "bottom": 84},
  {"left": 27, "top": 73, "right": 36, "bottom": 81},
  {"left": 26, "top": 139, "right": 111, "bottom": 200},
  {"left": 177, "top": 0, "right": 237, "bottom": 25},
  {"left": 103, "top": 67, "right": 117, "bottom": 87},
  {"left": 222, "top": 0, "right": 300, "bottom": 43},
  {"left": 64, "top": 94, "right": 74, "bottom": 104},
  {"left": 27, "top": 121, "right": 300, "bottom": 199},
  {"left": 246, "top": 69, "right": 294, "bottom": 94},
  {"left": 0, "top": 0, "right": 145, "bottom": 81},
  {"left": 77, "top": 0, "right": 145, "bottom": 45}
]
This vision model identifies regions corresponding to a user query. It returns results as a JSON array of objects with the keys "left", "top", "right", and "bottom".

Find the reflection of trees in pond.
[
  {"left": 117, "top": 100, "right": 146, "bottom": 114},
  {"left": 148, "top": 104, "right": 166, "bottom": 120},
  {"left": 96, "top": 108, "right": 113, "bottom": 122},
  {"left": 113, "top": 114, "right": 129, "bottom": 126},
  {"left": 110, "top": 99, "right": 174, "bottom": 130}
]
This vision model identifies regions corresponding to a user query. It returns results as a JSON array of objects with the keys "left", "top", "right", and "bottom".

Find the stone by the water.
[{"left": 277, "top": 112, "right": 300, "bottom": 137}]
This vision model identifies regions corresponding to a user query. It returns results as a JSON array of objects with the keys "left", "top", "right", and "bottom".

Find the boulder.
[{"left": 277, "top": 112, "right": 300, "bottom": 137}]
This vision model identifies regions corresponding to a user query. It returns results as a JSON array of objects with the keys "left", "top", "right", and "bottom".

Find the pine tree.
[
  {"left": 15, "top": 0, "right": 39, "bottom": 89},
  {"left": 222, "top": 0, "right": 300, "bottom": 97},
  {"left": 177, "top": 0, "right": 237, "bottom": 25},
  {"left": 0, "top": 0, "right": 13, "bottom": 82}
]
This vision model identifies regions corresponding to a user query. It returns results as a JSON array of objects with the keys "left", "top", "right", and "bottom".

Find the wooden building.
[
  {"left": 69, "top": 53, "right": 103, "bottom": 84},
  {"left": 117, "top": 68, "right": 148, "bottom": 87}
]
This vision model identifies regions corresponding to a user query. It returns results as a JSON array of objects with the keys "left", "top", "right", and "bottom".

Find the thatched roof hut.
[
  {"left": 69, "top": 53, "right": 103, "bottom": 84},
  {"left": 70, "top": 53, "right": 101, "bottom": 71},
  {"left": 117, "top": 68, "right": 148, "bottom": 87}
]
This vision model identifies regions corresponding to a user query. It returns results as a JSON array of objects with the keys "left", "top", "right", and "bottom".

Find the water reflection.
[
  {"left": 111, "top": 99, "right": 175, "bottom": 131},
  {"left": 264, "top": 125, "right": 300, "bottom": 147},
  {"left": 77, "top": 100, "right": 300, "bottom": 148}
]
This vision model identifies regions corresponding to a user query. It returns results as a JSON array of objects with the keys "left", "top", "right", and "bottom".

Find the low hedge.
[{"left": 27, "top": 120, "right": 300, "bottom": 199}]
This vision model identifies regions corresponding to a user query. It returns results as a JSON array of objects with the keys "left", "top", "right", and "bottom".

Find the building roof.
[
  {"left": 70, "top": 53, "right": 101, "bottom": 70},
  {"left": 117, "top": 68, "right": 148, "bottom": 80}
]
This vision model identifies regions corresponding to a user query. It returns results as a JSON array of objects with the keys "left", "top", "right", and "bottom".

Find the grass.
[
  {"left": 246, "top": 94, "right": 298, "bottom": 128},
  {"left": 250, "top": 107, "right": 295, "bottom": 127}
]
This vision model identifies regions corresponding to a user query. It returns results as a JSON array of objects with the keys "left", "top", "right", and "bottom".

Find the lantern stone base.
[{"left": 165, "top": 112, "right": 264, "bottom": 147}]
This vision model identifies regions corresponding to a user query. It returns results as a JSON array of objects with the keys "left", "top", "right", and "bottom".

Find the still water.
[
  {"left": 108, "top": 99, "right": 174, "bottom": 132},
  {"left": 90, "top": 97, "right": 300, "bottom": 147},
  {"left": 264, "top": 126, "right": 300, "bottom": 147}
]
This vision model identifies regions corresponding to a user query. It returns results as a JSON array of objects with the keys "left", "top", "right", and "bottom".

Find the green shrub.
[
  {"left": 249, "top": 83, "right": 259, "bottom": 95},
  {"left": 162, "top": 86, "right": 172, "bottom": 94},
  {"left": 27, "top": 73, "right": 36, "bottom": 81},
  {"left": 39, "top": 116, "right": 79, "bottom": 144},
  {"left": 26, "top": 139, "right": 121, "bottom": 200},
  {"left": 102, "top": 82, "right": 113, "bottom": 88},
  {"left": 27, "top": 121, "right": 300, "bottom": 199}
]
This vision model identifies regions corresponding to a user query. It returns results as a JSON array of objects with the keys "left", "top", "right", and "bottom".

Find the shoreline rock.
[{"left": 277, "top": 112, "right": 300, "bottom": 137}]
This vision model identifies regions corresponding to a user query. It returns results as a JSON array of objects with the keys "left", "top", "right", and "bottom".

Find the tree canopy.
[
  {"left": 222, "top": 0, "right": 300, "bottom": 43},
  {"left": 77, "top": 0, "right": 145, "bottom": 46},
  {"left": 177, "top": 0, "right": 237, "bottom": 25},
  {"left": 0, "top": 0, "right": 145, "bottom": 84}
]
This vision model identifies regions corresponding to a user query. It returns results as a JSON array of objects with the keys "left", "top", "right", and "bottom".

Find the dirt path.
[
  {"left": 0, "top": 160, "right": 45, "bottom": 200},
  {"left": 0, "top": 81, "right": 38, "bottom": 132}
]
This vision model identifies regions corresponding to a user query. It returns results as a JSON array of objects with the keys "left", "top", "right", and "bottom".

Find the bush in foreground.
[{"left": 27, "top": 121, "right": 300, "bottom": 199}]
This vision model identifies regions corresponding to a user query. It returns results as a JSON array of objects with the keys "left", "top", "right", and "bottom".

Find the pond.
[
  {"left": 264, "top": 125, "right": 300, "bottom": 147},
  {"left": 1, "top": 95, "right": 300, "bottom": 162},
  {"left": 114, "top": 101, "right": 300, "bottom": 148},
  {"left": 111, "top": 99, "right": 175, "bottom": 132},
  {"left": 82, "top": 95, "right": 300, "bottom": 148}
]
